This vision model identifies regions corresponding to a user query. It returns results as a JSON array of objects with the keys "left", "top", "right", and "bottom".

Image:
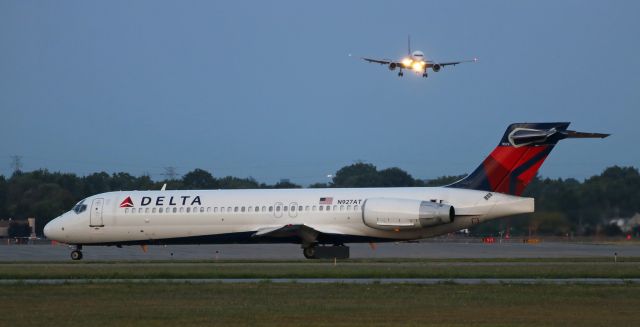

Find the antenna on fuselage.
[
  {"left": 161, "top": 183, "right": 167, "bottom": 191},
  {"left": 407, "top": 35, "right": 411, "bottom": 55}
]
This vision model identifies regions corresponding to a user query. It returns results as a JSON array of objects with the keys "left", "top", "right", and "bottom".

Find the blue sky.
[{"left": 1, "top": 1, "right": 639, "bottom": 185}]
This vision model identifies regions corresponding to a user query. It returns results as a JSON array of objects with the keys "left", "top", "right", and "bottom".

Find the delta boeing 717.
[{"left": 44, "top": 122, "right": 608, "bottom": 260}]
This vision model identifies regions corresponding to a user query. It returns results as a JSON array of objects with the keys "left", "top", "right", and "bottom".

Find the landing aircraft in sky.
[
  {"left": 362, "top": 36, "right": 478, "bottom": 77},
  {"left": 44, "top": 123, "right": 608, "bottom": 260}
]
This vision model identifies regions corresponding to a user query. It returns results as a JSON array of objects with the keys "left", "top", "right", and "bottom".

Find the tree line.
[{"left": 1, "top": 163, "right": 638, "bottom": 237}]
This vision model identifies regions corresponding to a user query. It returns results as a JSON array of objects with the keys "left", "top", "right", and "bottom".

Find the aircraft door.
[
  {"left": 90, "top": 198, "right": 104, "bottom": 227},
  {"left": 274, "top": 202, "right": 283, "bottom": 218},
  {"left": 288, "top": 202, "right": 298, "bottom": 218}
]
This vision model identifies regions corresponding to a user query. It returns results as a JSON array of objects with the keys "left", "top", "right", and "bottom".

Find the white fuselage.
[{"left": 44, "top": 186, "right": 534, "bottom": 245}]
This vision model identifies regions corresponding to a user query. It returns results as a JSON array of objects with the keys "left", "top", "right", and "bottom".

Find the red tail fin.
[{"left": 448, "top": 122, "right": 608, "bottom": 196}]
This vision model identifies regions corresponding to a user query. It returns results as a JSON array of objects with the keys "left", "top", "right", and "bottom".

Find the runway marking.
[{"left": 2, "top": 278, "right": 639, "bottom": 285}]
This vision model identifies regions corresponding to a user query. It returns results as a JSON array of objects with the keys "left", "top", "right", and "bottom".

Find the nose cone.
[{"left": 44, "top": 217, "right": 64, "bottom": 241}]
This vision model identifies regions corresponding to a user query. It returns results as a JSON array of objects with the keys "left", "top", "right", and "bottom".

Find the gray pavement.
[
  {"left": 1, "top": 241, "right": 638, "bottom": 261},
  {"left": 1, "top": 278, "right": 639, "bottom": 285}
]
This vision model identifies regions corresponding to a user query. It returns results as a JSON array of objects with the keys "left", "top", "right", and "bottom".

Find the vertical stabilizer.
[{"left": 447, "top": 122, "right": 609, "bottom": 196}]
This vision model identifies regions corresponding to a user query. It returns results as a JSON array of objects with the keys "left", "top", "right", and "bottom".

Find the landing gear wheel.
[
  {"left": 422, "top": 73, "right": 428, "bottom": 78},
  {"left": 398, "top": 71, "right": 404, "bottom": 77},
  {"left": 303, "top": 247, "right": 316, "bottom": 259},
  {"left": 70, "top": 250, "right": 83, "bottom": 261}
]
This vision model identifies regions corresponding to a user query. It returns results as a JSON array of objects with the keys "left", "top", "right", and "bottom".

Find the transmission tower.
[
  {"left": 163, "top": 166, "right": 178, "bottom": 180},
  {"left": 10, "top": 155, "right": 23, "bottom": 173}
]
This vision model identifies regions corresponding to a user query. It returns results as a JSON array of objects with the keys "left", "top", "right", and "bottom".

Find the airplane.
[
  {"left": 362, "top": 36, "right": 477, "bottom": 77},
  {"left": 44, "top": 122, "right": 608, "bottom": 260}
]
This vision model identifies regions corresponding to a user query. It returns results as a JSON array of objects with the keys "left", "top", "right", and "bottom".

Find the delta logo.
[
  {"left": 119, "top": 195, "right": 202, "bottom": 208},
  {"left": 120, "top": 196, "right": 134, "bottom": 208}
]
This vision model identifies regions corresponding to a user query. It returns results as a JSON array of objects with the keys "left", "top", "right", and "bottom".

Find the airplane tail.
[{"left": 447, "top": 122, "right": 609, "bottom": 196}]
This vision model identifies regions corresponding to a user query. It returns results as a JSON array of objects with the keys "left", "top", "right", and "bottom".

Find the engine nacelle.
[
  {"left": 362, "top": 198, "right": 455, "bottom": 231},
  {"left": 432, "top": 64, "right": 442, "bottom": 72},
  {"left": 388, "top": 63, "right": 397, "bottom": 71}
]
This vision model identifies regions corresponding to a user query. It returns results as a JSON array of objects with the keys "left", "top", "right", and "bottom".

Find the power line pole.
[
  {"left": 10, "top": 155, "right": 23, "bottom": 173},
  {"left": 163, "top": 166, "right": 178, "bottom": 180}
]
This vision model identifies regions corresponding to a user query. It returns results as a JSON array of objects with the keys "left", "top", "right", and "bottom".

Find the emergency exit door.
[{"left": 90, "top": 198, "right": 104, "bottom": 227}]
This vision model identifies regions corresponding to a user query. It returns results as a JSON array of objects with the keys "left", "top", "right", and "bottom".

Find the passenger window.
[
  {"left": 180, "top": 207, "right": 184, "bottom": 213},
  {"left": 173, "top": 207, "right": 177, "bottom": 213},
  {"left": 305, "top": 206, "right": 310, "bottom": 211},
  {"left": 214, "top": 207, "right": 218, "bottom": 213},
  {"left": 125, "top": 208, "right": 129, "bottom": 213},
  {"left": 248, "top": 206, "right": 253, "bottom": 212},
  {"left": 152, "top": 208, "right": 156, "bottom": 213},
  {"left": 319, "top": 206, "right": 323, "bottom": 211},
  {"left": 340, "top": 205, "right": 344, "bottom": 211},
  {"left": 312, "top": 206, "right": 317, "bottom": 211},
  {"left": 298, "top": 206, "right": 303, "bottom": 211},
  {"left": 227, "top": 207, "right": 232, "bottom": 212},
  {"left": 221, "top": 207, "right": 225, "bottom": 213},
  {"left": 234, "top": 207, "right": 239, "bottom": 212},
  {"left": 291, "top": 206, "right": 295, "bottom": 212},
  {"left": 262, "top": 206, "right": 267, "bottom": 212},
  {"left": 186, "top": 207, "right": 191, "bottom": 213},
  {"left": 201, "top": 207, "right": 205, "bottom": 213},
  {"left": 145, "top": 208, "right": 150, "bottom": 213},
  {"left": 241, "top": 206, "right": 246, "bottom": 212},
  {"left": 269, "top": 206, "right": 273, "bottom": 212},
  {"left": 333, "top": 205, "right": 337, "bottom": 211},
  {"left": 138, "top": 208, "right": 143, "bottom": 213},
  {"left": 159, "top": 208, "right": 163, "bottom": 213},
  {"left": 276, "top": 206, "right": 281, "bottom": 212},
  {"left": 354, "top": 205, "right": 359, "bottom": 211},
  {"left": 347, "top": 205, "right": 351, "bottom": 211}
]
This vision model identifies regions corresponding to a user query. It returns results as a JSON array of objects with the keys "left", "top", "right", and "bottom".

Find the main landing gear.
[
  {"left": 422, "top": 72, "right": 428, "bottom": 78},
  {"left": 302, "top": 244, "right": 350, "bottom": 259},
  {"left": 398, "top": 70, "right": 404, "bottom": 77},
  {"left": 70, "top": 245, "right": 83, "bottom": 261}
]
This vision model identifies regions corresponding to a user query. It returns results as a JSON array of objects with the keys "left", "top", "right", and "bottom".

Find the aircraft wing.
[
  {"left": 252, "top": 224, "right": 321, "bottom": 244},
  {"left": 252, "top": 224, "right": 343, "bottom": 244},
  {"left": 362, "top": 57, "right": 397, "bottom": 65},
  {"left": 432, "top": 58, "right": 478, "bottom": 67}
]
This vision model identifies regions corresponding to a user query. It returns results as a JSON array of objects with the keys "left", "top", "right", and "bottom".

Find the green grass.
[
  {"left": 2, "top": 259, "right": 640, "bottom": 279},
  {"left": 2, "top": 283, "right": 639, "bottom": 327}
]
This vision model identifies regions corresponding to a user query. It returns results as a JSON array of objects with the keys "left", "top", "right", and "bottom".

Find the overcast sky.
[{"left": 1, "top": 1, "right": 639, "bottom": 185}]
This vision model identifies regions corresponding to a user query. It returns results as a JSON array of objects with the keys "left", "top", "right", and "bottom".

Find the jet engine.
[
  {"left": 432, "top": 64, "right": 442, "bottom": 72},
  {"left": 388, "top": 63, "right": 397, "bottom": 70},
  {"left": 362, "top": 198, "right": 454, "bottom": 231}
]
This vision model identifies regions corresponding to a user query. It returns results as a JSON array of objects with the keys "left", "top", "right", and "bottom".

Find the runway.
[{"left": 1, "top": 240, "right": 638, "bottom": 261}]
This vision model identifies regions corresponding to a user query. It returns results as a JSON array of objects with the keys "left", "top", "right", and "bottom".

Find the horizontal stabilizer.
[{"left": 565, "top": 130, "right": 610, "bottom": 139}]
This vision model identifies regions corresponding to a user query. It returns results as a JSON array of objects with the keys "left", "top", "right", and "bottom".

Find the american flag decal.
[{"left": 319, "top": 197, "right": 333, "bottom": 205}]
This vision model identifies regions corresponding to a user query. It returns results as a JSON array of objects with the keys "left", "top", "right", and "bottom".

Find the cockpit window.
[{"left": 73, "top": 200, "right": 87, "bottom": 214}]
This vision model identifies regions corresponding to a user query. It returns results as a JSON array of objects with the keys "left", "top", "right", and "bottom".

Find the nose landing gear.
[{"left": 70, "top": 245, "right": 83, "bottom": 260}]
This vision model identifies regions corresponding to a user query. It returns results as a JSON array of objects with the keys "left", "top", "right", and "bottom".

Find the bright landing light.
[
  {"left": 412, "top": 61, "right": 425, "bottom": 72},
  {"left": 401, "top": 58, "right": 413, "bottom": 67}
]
